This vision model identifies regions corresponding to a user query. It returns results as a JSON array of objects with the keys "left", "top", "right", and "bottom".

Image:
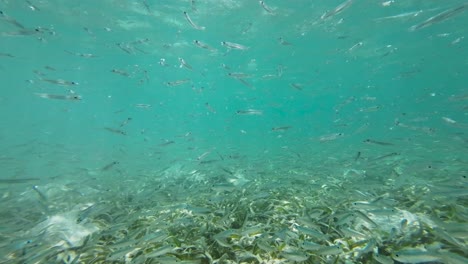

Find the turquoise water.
[{"left": 1, "top": 0, "right": 467, "bottom": 263}]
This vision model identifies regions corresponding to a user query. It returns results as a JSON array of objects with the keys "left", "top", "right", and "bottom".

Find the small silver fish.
[
  {"left": 193, "top": 40, "right": 215, "bottom": 51},
  {"left": 236, "top": 109, "right": 263, "bottom": 115},
  {"left": 104, "top": 127, "right": 126, "bottom": 135},
  {"left": 313, "top": 245, "right": 343, "bottom": 255},
  {"left": 409, "top": 3, "right": 468, "bottom": 31},
  {"left": 135, "top": 103, "right": 151, "bottom": 108},
  {"left": 65, "top": 50, "right": 97, "bottom": 58},
  {"left": 374, "top": 10, "right": 424, "bottom": 21},
  {"left": 295, "top": 225, "right": 328, "bottom": 241},
  {"left": 159, "top": 58, "right": 169, "bottom": 67},
  {"left": 211, "top": 183, "right": 236, "bottom": 193},
  {"left": 213, "top": 229, "right": 238, "bottom": 247},
  {"left": 111, "top": 69, "right": 130, "bottom": 77},
  {"left": 0, "top": 10, "right": 26, "bottom": 29},
  {"left": 165, "top": 79, "right": 190, "bottom": 86},
  {"left": 35, "top": 93, "right": 81, "bottom": 101},
  {"left": 259, "top": 1, "right": 274, "bottom": 14},
  {"left": 227, "top": 72, "right": 252, "bottom": 78},
  {"left": 26, "top": 0, "right": 40, "bottom": 11},
  {"left": 101, "top": 161, "right": 119, "bottom": 171},
  {"left": 278, "top": 37, "right": 292, "bottom": 45},
  {"left": 321, "top": 0, "right": 353, "bottom": 20},
  {"left": 290, "top": 83, "right": 303, "bottom": 90},
  {"left": 363, "top": 139, "right": 394, "bottom": 146},
  {"left": 300, "top": 241, "right": 322, "bottom": 250},
  {"left": 0, "top": 52, "right": 14, "bottom": 57},
  {"left": 221, "top": 41, "right": 249, "bottom": 50},
  {"left": 183, "top": 11, "right": 205, "bottom": 30},
  {"left": 391, "top": 249, "right": 442, "bottom": 263},
  {"left": 373, "top": 253, "right": 393, "bottom": 264},
  {"left": 318, "top": 133, "right": 343, "bottom": 142},
  {"left": 272, "top": 126, "right": 292, "bottom": 131},
  {"left": 40, "top": 78, "right": 79, "bottom": 86},
  {"left": 280, "top": 250, "right": 309, "bottom": 262},
  {"left": 178, "top": 57, "right": 192, "bottom": 70},
  {"left": 32, "top": 185, "right": 47, "bottom": 202},
  {"left": 359, "top": 105, "right": 381, "bottom": 112}
]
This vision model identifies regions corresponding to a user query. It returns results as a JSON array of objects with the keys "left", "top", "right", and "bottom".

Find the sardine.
[
  {"left": 119, "top": 117, "right": 132, "bottom": 128},
  {"left": 135, "top": 103, "right": 151, "bottom": 108},
  {"left": 277, "top": 64, "right": 284, "bottom": 77},
  {"left": 391, "top": 249, "right": 442, "bottom": 263},
  {"left": 197, "top": 151, "right": 211, "bottom": 161},
  {"left": 354, "top": 210, "right": 378, "bottom": 227},
  {"left": 259, "top": 1, "right": 274, "bottom": 14},
  {"left": 159, "top": 58, "right": 169, "bottom": 67},
  {"left": 145, "top": 245, "right": 174, "bottom": 258},
  {"left": 35, "top": 93, "right": 81, "bottom": 101},
  {"left": 432, "top": 227, "right": 466, "bottom": 249},
  {"left": 359, "top": 105, "right": 381, "bottom": 112},
  {"left": 354, "top": 151, "right": 361, "bottom": 162},
  {"left": 348, "top": 41, "right": 363, "bottom": 52},
  {"left": 183, "top": 11, "right": 205, "bottom": 30},
  {"left": 363, "top": 139, "right": 394, "bottom": 146},
  {"left": 159, "top": 140, "right": 175, "bottom": 146},
  {"left": 236, "top": 109, "right": 263, "bottom": 115},
  {"left": 186, "top": 205, "right": 211, "bottom": 215},
  {"left": 65, "top": 50, "right": 97, "bottom": 58},
  {"left": 319, "top": 133, "right": 343, "bottom": 142},
  {"left": 438, "top": 251, "right": 468, "bottom": 264},
  {"left": 178, "top": 57, "right": 192, "bottom": 70},
  {"left": 211, "top": 183, "right": 236, "bottom": 193},
  {"left": 321, "top": 0, "right": 353, "bottom": 20},
  {"left": 370, "top": 152, "right": 399, "bottom": 161},
  {"left": 101, "top": 161, "right": 119, "bottom": 171},
  {"left": 0, "top": 178, "right": 40, "bottom": 184},
  {"left": 374, "top": 10, "right": 424, "bottom": 21},
  {"left": 221, "top": 41, "right": 249, "bottom": 50},
  {"left": 278, "top": 37, "right": 292, "bottom": 45},
  {"left": 339, "top": 226, "right": 367, "bottom": 238},
  {"left": 236, "top": 78, "right": 253, "bottom": 88},
  {"left": 312, "top": 245, "right": 343, "bottom": 255},
  {"left": 367, "top": 208, "right": 397, "bottom": 216},
  {"left": 32, "top": 185, "right": 47, "bottom": 202},
  {"left": 272, "top": 126, "right": 292, "bottom": 131},
  {"left": 409, "top": 3, "right": 468, "bottom": 31},
  {"left": 193, "top": 40, "right": 215, "bottom": 51},
  {"left": 214, "top": 229, "right": 239, "bottom": 247},
  {"left": 228, "top": 72, "right": 253, "bottom": 78},
  {"left": 280, "top": 250, "right": 309, "bottom": 262},
  {"left": 165, "top": 79, "right": 190, "bottom": 86},
  {"left": 441, "top": 116, "right": 456, "bottom": 124},
  {"left": 0, "top": 10, "right": 26, "bottom": 29},
  {"left": 356, "top": 238, "right": 377, "bottom": 257},
  {"left": 0, "top": 52, "right": 14, "bottom": 57},
  {"left": 40, "top": 78, "right": 79, "bottom": 86},
  {"left": 191, "top": 0, "right": 197, "bottom": 11},
  {"left": 111, "top": 69, "right": 130, "bottom": 77},
  {"left": 26, "top": 0, "right": 40, "bottom": 11},
  {"left": 104, "top": 127, "right": 126, "bottom": 135},
  {"left": 295, "top": 225, "right": 328, "bottom": 241},
  {"left": 290, "top": 83, "right": 303, "bottom": 90},
  {"left": 373, "top": 253, "right": 393, "bottom": 264},
  {"left": 76, "top": 204, "right": 97, "bottom": 223},
  {"left": 300, "top": 241, "right": 322, "bottom": 250}
]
